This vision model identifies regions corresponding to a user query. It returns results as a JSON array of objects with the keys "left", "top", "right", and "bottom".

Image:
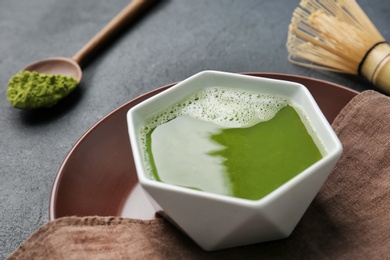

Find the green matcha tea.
[{"left": 139, "top": 87, "right": 324, "bottom": 200}]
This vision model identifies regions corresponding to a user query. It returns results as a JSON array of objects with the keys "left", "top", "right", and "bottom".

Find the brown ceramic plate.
[{"left": 49, "top": 73, "right": 359, "bottom": 220}]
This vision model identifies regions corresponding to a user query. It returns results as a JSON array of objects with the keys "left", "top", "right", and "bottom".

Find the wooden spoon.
[{"left": 24, "top": 0, "right": 152, "bottom": 83}]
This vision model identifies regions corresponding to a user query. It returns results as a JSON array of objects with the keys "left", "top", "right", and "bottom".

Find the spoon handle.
[{"left": 72, "top": 0, "right": 152, "bottom": 65}]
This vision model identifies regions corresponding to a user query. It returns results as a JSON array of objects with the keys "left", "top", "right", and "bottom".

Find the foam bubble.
[{"left": 182, "top": 87, "right": 289, "bottom": 128}]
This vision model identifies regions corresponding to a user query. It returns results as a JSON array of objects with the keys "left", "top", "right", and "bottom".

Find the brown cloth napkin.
[{"left": 8, "top": 90, "right": 390, "bottom": 260}]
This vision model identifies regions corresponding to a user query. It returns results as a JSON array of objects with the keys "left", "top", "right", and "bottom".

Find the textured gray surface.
[{"left": 0, "top": 0, "right": 389, "bottom": 258}]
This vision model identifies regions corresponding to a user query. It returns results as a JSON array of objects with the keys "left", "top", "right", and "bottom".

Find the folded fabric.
[{"left": 8, "top": 90, "right": 390, "bottom": 260}]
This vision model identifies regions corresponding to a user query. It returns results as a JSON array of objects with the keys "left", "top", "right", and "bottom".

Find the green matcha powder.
[{"left": 7, "top": 71, "right": 78, "bottom": 109}]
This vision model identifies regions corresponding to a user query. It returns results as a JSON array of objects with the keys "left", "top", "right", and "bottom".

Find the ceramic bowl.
[{"left": 126, "top": 71, "right": 342, "bottom": 251}]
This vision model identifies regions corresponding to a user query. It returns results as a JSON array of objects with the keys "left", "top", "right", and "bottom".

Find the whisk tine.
[{"left": 341, "top": 0, "right": 383, "bottom": 36}]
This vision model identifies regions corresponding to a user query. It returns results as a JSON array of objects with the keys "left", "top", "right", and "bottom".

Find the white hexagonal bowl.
[{"left": 127, "top": 71, "right": 342, "bottom": 251}]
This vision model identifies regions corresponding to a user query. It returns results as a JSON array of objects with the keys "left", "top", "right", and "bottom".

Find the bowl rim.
[{"left": 126, "top": 70, "right": 343, "bottom": 207}]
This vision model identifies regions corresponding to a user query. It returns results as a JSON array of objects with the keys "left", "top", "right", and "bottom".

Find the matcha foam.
[
  {"left": 141, "top": 86, "right": 290, "bottom": 133},
  {"left": 138, "top": 86, "right": 325, "bottom": 199}
]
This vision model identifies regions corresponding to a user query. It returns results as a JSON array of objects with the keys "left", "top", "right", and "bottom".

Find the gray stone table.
[{"left": 1, "top": 0, "right": 389, "bottom": 258}]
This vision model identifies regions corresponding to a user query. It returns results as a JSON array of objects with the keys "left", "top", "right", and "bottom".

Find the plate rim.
[{"left": 49, "top": 72, "right": 359, "bottom": 220}]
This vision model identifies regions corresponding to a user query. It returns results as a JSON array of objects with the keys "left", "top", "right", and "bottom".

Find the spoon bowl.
[{"left": 24, "top": 57, "right": 82, "bottom": 83}]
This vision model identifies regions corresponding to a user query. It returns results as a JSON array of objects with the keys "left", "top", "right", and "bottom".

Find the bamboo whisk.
[{"left": 287, "top": 0, "right": 390, "bottom": 94}]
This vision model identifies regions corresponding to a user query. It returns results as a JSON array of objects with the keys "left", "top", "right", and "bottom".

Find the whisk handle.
[{"left": 360, "top": 43, "right": 390, "bottom": 95}]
